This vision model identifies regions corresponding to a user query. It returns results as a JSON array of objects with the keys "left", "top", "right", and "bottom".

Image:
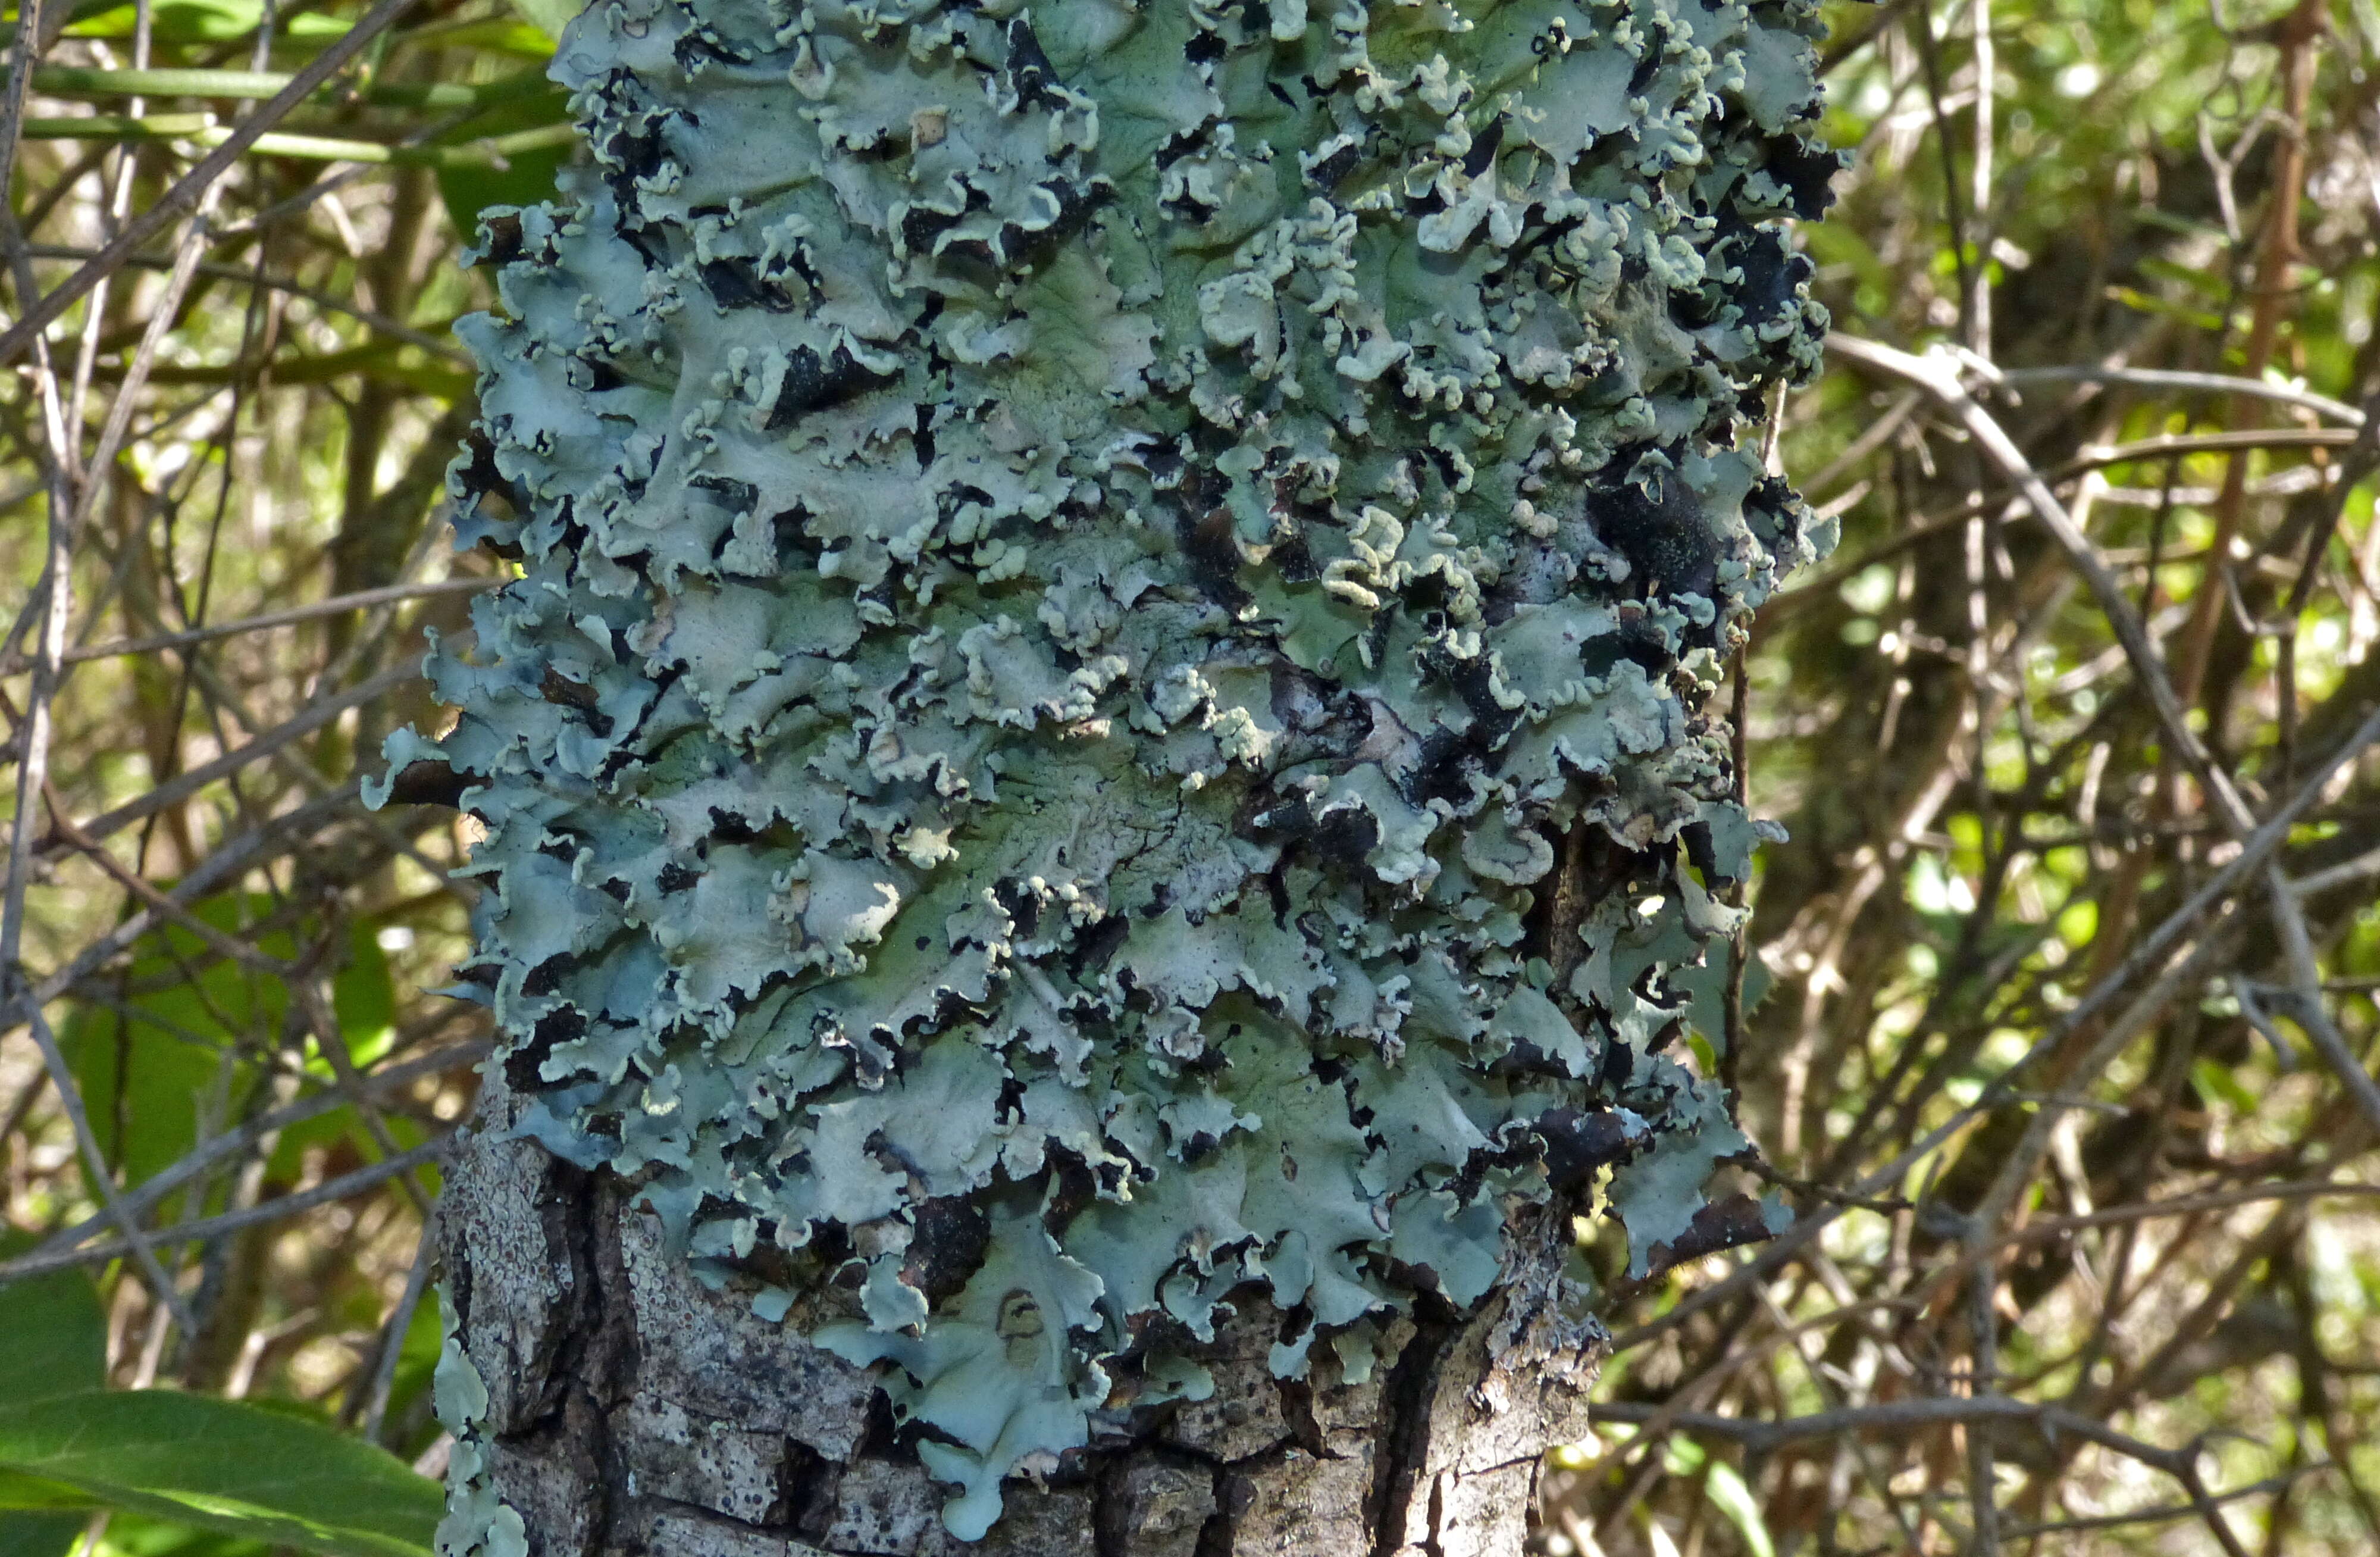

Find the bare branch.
[
  {"left": 14, "top": 1040, "right": 486, "bottom": 1275},
  {"left": 2267, "top": 867, "right": 2380, "bottom": 1136},
  {"left": 1997, "top": 365, "right": 2365, "bottom": 427},
  {"left": 59, "top": 662, "right": 415, "bottom": 848},
  {"left": 1825, "top": 333, "right": 2252, "bottom": 828},
  {"left": 0, "top": 576, "right": 489, "bottom": 676},
  {"left": 0, "top": 1137, "right": 450, "bottom": 1282},
  {"left": 18, "top": 243, "right": 474, "bottom": 364}
]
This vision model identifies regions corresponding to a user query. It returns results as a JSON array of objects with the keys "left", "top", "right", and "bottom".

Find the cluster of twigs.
[
  {"left": 1, "top": 0, "right": 517, "bottom": 1467},
  {"left": 1549, "top": 3, "right": 2380, "bottom": 1554}
]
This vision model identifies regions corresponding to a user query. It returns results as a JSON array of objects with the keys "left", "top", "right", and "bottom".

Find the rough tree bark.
[
  {"left": 394, "top": 1, "right": 1844, "bottom": 1552},
  {"left": 436, "top": 1066, "right": 1601, "bottom": 1557}
]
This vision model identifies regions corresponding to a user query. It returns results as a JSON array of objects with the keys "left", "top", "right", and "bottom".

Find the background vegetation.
[{"left": 2, "top": 2, "right": 2376, "bottom": 1555}]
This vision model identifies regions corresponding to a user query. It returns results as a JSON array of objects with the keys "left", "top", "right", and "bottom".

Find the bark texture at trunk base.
[{"left": 443, "top": 1074, "right": 1601, "bottom": 1557}]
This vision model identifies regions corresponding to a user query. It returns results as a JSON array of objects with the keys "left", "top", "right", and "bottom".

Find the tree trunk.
[
  {"left": 439, "top": 1069, "right": 1601, "bottom": 1557},
  {"left": 398, "top": 5, "right": 1844, "bottom": 1554}
]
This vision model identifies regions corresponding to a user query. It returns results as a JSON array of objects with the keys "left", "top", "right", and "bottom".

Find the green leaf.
[
  {"left": 0, "top": 1259, "right": 107, "bottom": 1404},
  {"left": 430, "top": 89, "right": 572, "bottom": 240},
  {"left": 68, "top": 1509, "right": 274, "bottom": 1557},
  {"left": 0, "top": 1393, "right": 439, "bottom": 1557},
  {"left": 394, "top": 18, "right": 555, "bottom": 57},
  {"left": 64, "top": 894, "right": 402, "bottom": 1187},
  {"left": 0, "top": 1471, "right": 95, "bottom": 1513},
  {"left": 2191, "top": 1056, "right": 2260, "bottom": 1116},
  {"left": 0, "top": 1252, "right": 108, "bottom": 1555},
  {"left": 1698, "top": 1458, "right": 1775, "bottom": 1557},
  {"left": 63, "top": 0, "right": 351, "bottom": 46},
  {"left": 62, "top": 993, "right": 223, "bottom": 1189},
  {"left": 2135, "top": 255, "right": 2232, "bottom": 302},
  {"left": 330, "top": 926, "right": 396, "bottom": 1063},
  {"left": 0, "top": 1511, "right": 88, "bottom": 1557}
]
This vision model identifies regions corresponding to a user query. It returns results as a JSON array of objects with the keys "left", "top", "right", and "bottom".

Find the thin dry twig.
[
  {"left": 60, "top": 662, "right": 415, "bottom": 847},
  {"left": 0, "top": 576, "right": 490, "bottom": 674},
  {"left": 0, "top": 0, "right": 425, "bottom": 367},
  {"left": 1996, "top": 365, "right": 2364, "bottom": 427},
  {"left": 0, "top": 1136, "right": 450, "bottom": 1281},
  {"left": 13, "top": 1039, "right": 486, "bottom": 1276}
]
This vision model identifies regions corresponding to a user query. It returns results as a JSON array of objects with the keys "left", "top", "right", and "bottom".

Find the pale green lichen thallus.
[{"left": 375, "top": 0, "right": 1842, "bottom": 1540}]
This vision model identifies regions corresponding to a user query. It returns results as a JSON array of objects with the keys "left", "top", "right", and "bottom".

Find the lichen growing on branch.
[{"left": 380, "top": 0, "right": 1841, "bottom": 1539}]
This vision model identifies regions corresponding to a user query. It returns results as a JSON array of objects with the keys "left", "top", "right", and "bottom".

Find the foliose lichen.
[
  {"left": 431, "top": 1289, "right": 530, "bottom": 1557},
  {"left": 378, "top": 0, "right": 1841, "bottom": 1539}
]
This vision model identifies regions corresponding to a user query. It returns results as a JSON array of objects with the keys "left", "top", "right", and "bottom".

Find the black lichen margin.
[{"left": 378, "top": 0, "right": 1843, "bottom": 1541}]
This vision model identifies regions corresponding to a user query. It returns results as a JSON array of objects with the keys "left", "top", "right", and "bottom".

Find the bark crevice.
[{"left": 1367, "top": 1311, "right": 1458, "bottom": 1557}]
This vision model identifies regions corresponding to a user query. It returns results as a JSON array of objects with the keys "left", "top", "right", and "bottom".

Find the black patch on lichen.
[
  {"left": 902, "top": 1196, "right": 993, "bottom": 1300},
  {"left": 1004, "top": 18, "right": 1066, "bottom": 112},
  {"left": 1533, "top": 1106, "right": 1645, "bottom": 1194},
  {"left": 765, "top": 344, "right": 892, "bottom": 431},
  {"left": 1764, "top": 133, "right": 1850, "bottom": 220},
  {"left": 1595, "top": 462, "right": 1723, "bottom": 605}
]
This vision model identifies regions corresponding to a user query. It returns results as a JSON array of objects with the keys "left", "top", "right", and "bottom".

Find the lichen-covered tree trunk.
[
  {"left": 436, "top": 1064, "right": 1599, "bottom": 1556},
  {"left": 390, "top": 1, "right": 1843, "bottom": 1552}
]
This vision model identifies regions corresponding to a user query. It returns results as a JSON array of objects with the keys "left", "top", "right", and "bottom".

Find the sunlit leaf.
[{"left": 0, "top": 1395, "right": 439, "bottom": 1557}]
